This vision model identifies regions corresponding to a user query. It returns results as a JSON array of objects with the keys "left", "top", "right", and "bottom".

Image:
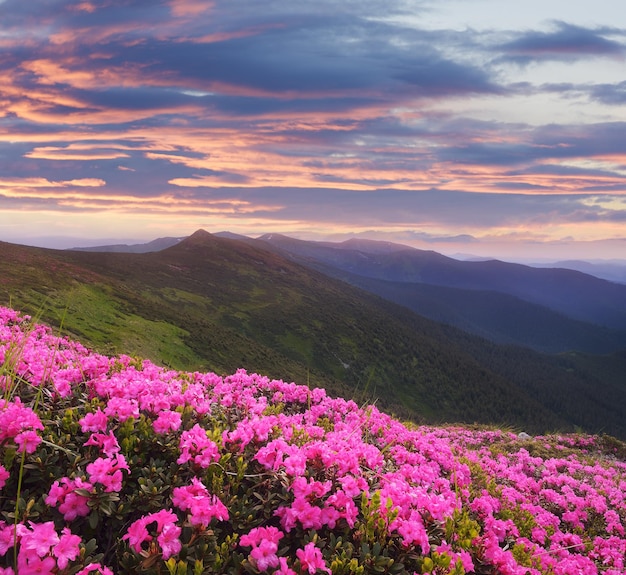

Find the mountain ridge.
[
  {"left": 58, "top": 231, "right": 626, "bottom": 353},
  {"left": 255, "top": 233, "right": 626, "bottom": 341}
]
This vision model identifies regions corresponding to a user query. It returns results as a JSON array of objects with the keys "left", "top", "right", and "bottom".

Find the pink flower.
[
  {"left": 84, "top": 431, "right": 120, "bottom": 457},
  {"left": 14, "top": 430, "right": 41, "bottom": 454},
  {"left": 75, "top": 563, "right": 114, "bottom": 575},
  {"left": 0, "top": 522, "right": 15, "bottom": 555},
  {"left": 17, "top": 555, "right": 56, "bottom": 575},
  {"left": 153, "top": 410, "right": 182, "bottom": 434},
  {"left": 59, "top": 491, "right": 91, "bottom": 521},
  {"left": 251, "top": 539, "right": 281, "bottom": 571},
  {"left": 21, "top": 521, "right": 59, "bottom": 558},
  {"left": 240, "top": 526, "right": 284, "bottom": 548},
  {"left": 241, "top": 526, "right": 284, "bottom": 571},
  {"left": 157, "top": 523, "right": 182, "bottom": 559},
  {"left": 273, "top": 557, "right": 296, "bottom": 575},
  {"left": 124, "top": 510, "right": 180, "bottom": 558},
  {"left": 46, "top": 477, "right": 93, "bottom": 521},
  {"left": 86, "top": 454, "right": 128, "bottom": 492},
  {"left": 53, "top": 528, "right": 81, "bottom": 569},
  {"left": 122, "top": 518, "right": 152, "bottom": 554},
  {"left": 104, "top": 397, "right": 139, "bottom": 422},
  {"left": 296, "top": 543, "right": 330, "bottom": 575},
  {"left": 79, "top": 409, "right": 108, "bottom": 432},
  {"left": 172, "top": 478, "right": 229, "bottom": 527},
  {"left": 0, "top": 465, "right": 9, "bottom": 490},
  {"left": 177, "top": 424, "right": 220, "bottom": 468}
]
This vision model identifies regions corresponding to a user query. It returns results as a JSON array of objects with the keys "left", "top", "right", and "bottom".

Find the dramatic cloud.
[
  {"left": 1, "top": 0, "right": 626, "bottom": 259},
  {"left": 498, "top": 21, "right": 626, "bottom": 63}
]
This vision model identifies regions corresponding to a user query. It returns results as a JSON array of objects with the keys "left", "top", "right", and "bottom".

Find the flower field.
[{"left": 0, "top": 305, "right": 624, "bottom": 574}]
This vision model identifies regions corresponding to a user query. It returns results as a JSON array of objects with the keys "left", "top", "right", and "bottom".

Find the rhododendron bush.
[{"left": 0, "top": 306, "right": 625, "bottom": 575}]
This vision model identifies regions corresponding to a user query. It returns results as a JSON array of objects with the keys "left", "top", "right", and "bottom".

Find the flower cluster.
[{"left": 0, "top": 305, "right": 624, "bottom": 575}]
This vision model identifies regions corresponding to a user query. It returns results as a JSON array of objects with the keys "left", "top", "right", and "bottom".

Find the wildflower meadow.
[{"left": 0, "top": 305, "right": 624, "bottom": 574}]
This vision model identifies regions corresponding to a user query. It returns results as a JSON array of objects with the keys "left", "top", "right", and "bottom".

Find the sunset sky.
[{"left": 1, "top": 0, "right": 626, "bottom": 261}]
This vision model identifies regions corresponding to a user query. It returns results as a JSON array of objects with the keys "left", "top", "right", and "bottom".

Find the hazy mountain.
[
  {"left": 3, "top": 230, "right": 626, "bottom": 438},
  {"left": 256, "top": 234, "right": 626, "bottom": 333},
  {"left": 71, "top": 236, "right": 184, "bottom": 253},
  {"left": 304, "top": 269, "right": 626, "bottom": 354},
  {"left": 532, "top": 260, "right": 626, "bottom": 284}
]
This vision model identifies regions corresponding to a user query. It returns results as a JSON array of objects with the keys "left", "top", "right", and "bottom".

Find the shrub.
[{"left": 0, "top": 305, "right": 624, "bottom": 574}]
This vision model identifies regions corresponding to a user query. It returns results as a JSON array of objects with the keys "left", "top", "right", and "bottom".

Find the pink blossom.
[
  {"left": 153, "top": 410, "right": 182, "bottom": 434},
  {"left": 171, "top": 477, "right": 229, "bottom": 526},
  {"left": 157, "top": 522, "right": 182, "bottom": 559},
  {"left": 59, "top": 491, "right": 91, "bottom": 521},
  {"left": 123, "top": 517, "right": 152, "bottom": 554},
  {"left": 241, "top": 526, "right": 284, "bottom": 570},
  {"left": 79, "top": 409, "right": 108, "bottom": 432},
  {"left": 104, "top": 397, "right": 139, "bottom": 422},
  {"left": 86, "top": 454, "right": 128, "bottom": 492},
  {"left": 124, "top": 510, "right": 180, "bottom": 558},
  {"left": 75, "top": 563, "right": 115, "bottom": 575},
  {"left": 0, "top": 522, "right": 15, "bottom": 555},
  {"left": 296, "top": 542, "right": 330, "bottom": 575},
  {"left": 21, "top": 521, "right": 59, "bottom": 557},
  {"left": 84, "top": 431, "right": 120, "bottom": 456},
  {"left": 13, "top": 429, "right": 42, "bottom": 454},
  {"left": 273, "top": 557, "right": 297, "bottom": 575},
  {"left": 53, "top": 528, "right": 81, "bottom": 569},
  {"left": 17, "top": 554, "right": 57, "bottom": 575},
  {"left": 46, "top": 476, "right": 93, "bottom": 520},
  {"left": 394, "top": 514, "right": 430, "bottom": 553},
  {"left": 0, "top": 465, "right": 9, "bottom": 489},
  {"left": 250, "top": 539, "right": 281, "bottom": 571},
  {"left": 177, "top": 424, "right": 220, "bottom": 468}
]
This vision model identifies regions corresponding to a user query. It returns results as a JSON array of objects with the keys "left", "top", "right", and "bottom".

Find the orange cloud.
[
  {"left": 26, "top": 144, "right": 131, "bottom": 161},
  {"left": 0, "top": 177, "right": 105, "bottom": 189},
  {"left": 169, "top": 0, "right": 214, "bottom": 17}
]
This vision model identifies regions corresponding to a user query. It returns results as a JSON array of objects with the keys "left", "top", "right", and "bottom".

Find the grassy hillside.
[{"left": 1, "top": 231, "right": 625, "bottom": 437}]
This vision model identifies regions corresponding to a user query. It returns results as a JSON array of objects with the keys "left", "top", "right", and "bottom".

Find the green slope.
[{"left": 1, "top": 230, "right": 625, "bottom": 437}]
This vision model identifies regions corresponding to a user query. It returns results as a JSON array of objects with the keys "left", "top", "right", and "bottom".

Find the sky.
[{"left": 1, "top": 0, "right": 626, "bottom": 262}]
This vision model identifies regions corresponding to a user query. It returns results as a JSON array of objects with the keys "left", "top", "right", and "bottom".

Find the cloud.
[
  {"left": 1, "top": 0, "right": 626, "bottom": 258},
  {"left": 497, "top": 21, "right": 626, "bottom": 64}
]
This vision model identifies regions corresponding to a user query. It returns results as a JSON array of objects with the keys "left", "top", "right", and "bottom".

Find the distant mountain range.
[
  {"left": 251, "top": 234, "right": 626, "bottom": 354},
  {"left": 2, "top": 230, "right": 626, "bottom": 438},
  {"left": 71, "top": 236, "right": 185, "bottom": 253},
  {"left": 531, "top": 259, "right": 626, "bottom": 284}
]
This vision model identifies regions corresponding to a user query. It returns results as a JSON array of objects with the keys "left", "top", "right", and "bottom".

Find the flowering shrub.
[{"left": 0, "top": 305, "right": 625, "bottom": 574}]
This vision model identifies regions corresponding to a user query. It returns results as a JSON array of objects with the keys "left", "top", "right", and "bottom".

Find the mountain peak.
[
  {"left": 188, "top": 229, "right": 212, "bottom": 240},
  {"left": 176, "top": 229, "right": 214, "bottom": 246}
]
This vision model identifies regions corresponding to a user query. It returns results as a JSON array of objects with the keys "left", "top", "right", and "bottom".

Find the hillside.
[
  {"left": 255, "top": 234, "right": 626, "bottom": 353},
  {"left": 1, "top": 231, "right": 626, "bottom": 437},
  {"left": 2, "top": 306, "right": 624, "bottom": 575}
]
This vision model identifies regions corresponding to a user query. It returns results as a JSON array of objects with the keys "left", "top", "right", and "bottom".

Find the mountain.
[
  {"left": 71, "top": 236, "right": 184, "bottom": 253},
  {"left": 532, "top": 259, "right": 626, "bottom": 284},
  {"left": 2, "top": 230, "right": 626, "bottom": 438},
  {"left": 255, "top": 234, "right": 626, "bottom": 352},
  {"left": 310, "top": 271, "right": 626, "bottom": 354}
]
